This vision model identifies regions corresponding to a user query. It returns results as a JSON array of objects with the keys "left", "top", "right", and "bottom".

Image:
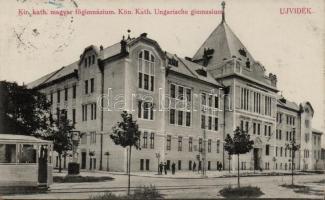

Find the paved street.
[{"left": 1, "top": 171, "right": 324, "bottom": 199}]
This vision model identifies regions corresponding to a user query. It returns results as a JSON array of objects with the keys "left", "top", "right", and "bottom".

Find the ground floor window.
[
  {"left": 178, "top": 160, "right": 181, "bottom": 170},
  {"left": 189, "top": 160, "right": 192, "bottom": 170},
  {"left": 140, "top": 159, "right": 144, "bottom": 171},
  {"left": 207, "top": 161, "right": 211, "bottom": 170}
]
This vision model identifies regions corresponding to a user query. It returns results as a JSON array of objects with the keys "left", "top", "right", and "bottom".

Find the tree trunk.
[
  {"left": 237, "top": 154, "right": 240, "bottom": 188},
  {"left": 127, "top": 146, "right": 132, "bottom": 196},
  {"left": 291, "top": 152, "right": 294, "bottom": 185},
  {"left": 58, "top": 153, "right": 62, "bottom": 173},
  {"left": 228, "top": 154, "right": 231, "bottom": 173}
]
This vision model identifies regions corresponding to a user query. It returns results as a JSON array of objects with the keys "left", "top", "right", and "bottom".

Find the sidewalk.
[{"left": 94, "top": 169, "right": 322, "bottom": 179}]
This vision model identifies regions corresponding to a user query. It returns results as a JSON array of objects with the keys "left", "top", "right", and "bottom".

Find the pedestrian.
[
  {"left": 159, "top": 162, "right": 163, "bottom": 175},
  {"left": 217, "top": 161, "right": 220, "bottom": 171},
  {"left": 164, "top": 162, "right": 167, "bottom": 175},
  {"left": 171, "top": 162, "right": 176, "bottom": 175},
  {"left": 193, "top": 162, "right": 196, "bottom": 172},
  {"left": 219, "top": 163, "right": 223, "bottom": 171}
]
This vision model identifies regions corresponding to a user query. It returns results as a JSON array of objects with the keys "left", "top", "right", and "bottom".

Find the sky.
[{"left": 0, "top": 0, "right": 324, "bottom": 139}]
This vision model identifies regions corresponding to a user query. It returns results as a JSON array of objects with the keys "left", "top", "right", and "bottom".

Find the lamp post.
[
  {"left": 155, "top": 153, "right": 161, "bottom": 175},
  {"left": 104, "top": 152, "right": 110, "bottom": 171},
  {"left": 68, "top": 130, "right": 81, "bottom": 175}
]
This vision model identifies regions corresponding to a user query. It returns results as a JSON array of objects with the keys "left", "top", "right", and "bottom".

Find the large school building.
[{"left": 28, "top": 2, "right": 323, "bottom": 172}]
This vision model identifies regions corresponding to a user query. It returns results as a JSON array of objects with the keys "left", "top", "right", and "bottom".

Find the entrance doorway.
[
  {"left": 253, "top": 148, "right": 260, "bottom": 170},
  {"left": 81, "top": 152, "right": 86, "bottom": 169}
]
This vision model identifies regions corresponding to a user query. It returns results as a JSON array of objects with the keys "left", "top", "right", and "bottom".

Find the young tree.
[
  {"left": 224, "top": 127, "right": 254, "bottom": 188},
  {"left": 47, "top": 113, "right": 74, "bottom": 172},
  {"left": 224, "top": 134, "right": 234, "bottom": 173},
  {"left": 286, "top": 135, "right": 300, "bottom": 186},
  {"left": 110, "top": 111, "right": 141, "bottom": 195},
  {"left": 0, "top": 81, "right": 51, "bottom": 136}
]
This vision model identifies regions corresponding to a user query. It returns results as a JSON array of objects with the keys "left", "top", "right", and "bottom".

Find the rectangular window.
[
  {"left": 150, "top": 132, "right": 154, "bottom": 149},
  {"left": 264, "top": 125, "right": 267, "bottom": 136},
  {"left": 186, "top": 112, "right": 191, "bottom": 127},
  {"left": 85, "top": 80, "right": 88, "bottom": 94},
  {"left": 144, "top": 74, "right": 149, "bottom": 90},
  {"left": 142, "top": 132, "right": 148, "bottom": 149},
  {"left": 178, "top": 110, "right": 183, "bottom": 126},
  {"left": 170, "top": 84, "right": 176, "bottom": 98},
  {"left": 0, "top": 144, "right": 17, "bottom": 163},
  {"left": 214, "top": 118, "right": 219, "bottom": 131},
  {"left": 57, "top": 90, "right": 61, "bottom": 103},
  {"left": 245, "top": 121, "right": 249, "bottom": 132},
  {"left": 208, "top": 116, "right": 212, "bottom": 130},
  {"left": 216, "top": 140, "right": 220, "bottom": 153},
  {"left": 201, "top": 93, "right": 206, "bottom": 106},
  {"left": 178, "top": 160, "right": 181, "bottom": 170},
  {"left": 170, "top": 109, "right": 175, "bottom": 124},
  {"left": 208, "top": 95, "right": 213, "bottom": 107},
  {"left": 253, "top": 123, "right": 256, "bottom": 134},
  {"left": 201, "top": 115, "right": 205, "bottom": 129},
  {"left": 73, "top": 85, "right": 76, "bottom": 99},
  {"left": 64, "top": 88, "right": 68, "bottom": 101},
  {"left": 286, "top": 131, "right": 289, "bottom": 141},
  {"left": 276, "top": 147, "right": 278, "bottom": 156},
  {"left": 72, "top": 109, "right": 76, "bottom": 124},
  {"left": 214, "top": 96, "right": 219, "bottom": 109},
  {"left": 90, "top": 78, "right": 94, "bottom": 93},
  {"left": 257, "top": 123, "right": 260, "bottom": 135},
  {"left": 178, "top": 86, "right": 184, "bottom": 100},
  {"left": 268, "top": 126, "right": 271, "bottom": 136},
  {"left": 167, "top": 135, "right": 171, "bottom": 151},
  {"left": 208, "top": 139, "right": 211, "bottom": 153},
  {"left": 266, "top": 145, "right": 270, "bottom": 156},
  {"left": 178, "top": 136, "right": 182, "bottom": 151},
  {"left": 189, "top": 137, "right": 193, "bottom": 152},
  {"left": 199, "top": 138, "right": 202, "bottom": 152},
  {"left": 138, "top": 101, "right": 142, "bottom": 118},
  {"left": 186, "top": 88, "right": 191, "bottom": 102},
  {"left": 138, "top": 72, "right": 143, "bottom": 88},
  {"left": 150, "top": 76, "right": 154, "bottom": 91}
]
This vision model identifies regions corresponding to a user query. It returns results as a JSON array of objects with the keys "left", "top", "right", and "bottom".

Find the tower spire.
[{"left": 221, "top": 1, "right": 226, "bottom": 23}]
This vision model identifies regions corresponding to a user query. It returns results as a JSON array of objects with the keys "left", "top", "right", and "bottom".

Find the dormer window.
[
  {"left": 245, "top": 58, "right": 250, "bottom": 69},
  {"left": 84, "top": 55, "right": 96, "bottom": 67},
  {"left": 168, "top": 58, "right": 178, "bottom": 67},
  {"left": 138, "top": 50, "right": 155, "bottom": 91}
]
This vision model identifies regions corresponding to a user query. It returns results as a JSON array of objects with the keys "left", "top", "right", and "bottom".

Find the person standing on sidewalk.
[
  {"left": 171, "top": 162, "right": 176, "bottom": 175},
  {"left": 193, "top": 162, "right": 196, "bottom": 172},
  {"left": 159, "top": 162, "right": 163, "bottom": 175},
  {"left": 163, "top": 162, "right": 167, "bottom": 175}
]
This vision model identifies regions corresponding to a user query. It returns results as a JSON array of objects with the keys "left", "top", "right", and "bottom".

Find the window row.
[
  {"left": 84, "top": 78, "right": 95, "bottom": 94},
  {"left": 201, "top": 92, "right": 219, "bottom": 109},
  {"left": 252, "top": 122, "right": 271, "bottom": 136},
  {"left": 138, "top": 50, "right": 155, "bottom": 91},
  {"left": 170, "top": 109, "right": 191, "bottom": 127},
  {"left": 275, "top": 146, "right": 293, "bottom": 157},
  {"left": 50, "top": 85, "right": 77, "bottom": 104},
  {"left": 84, "top": 55, "right": 96, "bottom": 67},
  {"left": 82, "top": 103, "right": 97, "bottom": 121},
  {"left": 166, "top": 136, "right": 221, "bottom": 153},
  {"left": 138, "top": 101, "right": 154, "bottom": 120},
  {"left": 138, "top": 131, "right": 155, "bottom": 149},
  {"left": 201, "top": 115, "right": 219, "bottom": 131},
  {"left": 170, "top": 83, "right": 192, "bottom": 102}
]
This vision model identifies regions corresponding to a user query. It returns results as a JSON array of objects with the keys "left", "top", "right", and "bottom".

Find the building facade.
[{"left": 28, "top": 2, "right": 322, "bottom": 172}]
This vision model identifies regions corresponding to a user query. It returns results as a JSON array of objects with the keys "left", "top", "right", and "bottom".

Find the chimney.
[
  {"left": 140, "top": 33, "right": 148, "bottom": 38},
  {"left": 120, "top": 39, "right": 127, "bottom": 53}
]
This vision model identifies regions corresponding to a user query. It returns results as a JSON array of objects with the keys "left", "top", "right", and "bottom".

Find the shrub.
[
  {"left": 219, "top": 185, "right": 264, "bottom": 198},
  {"left": 89, "top": 185, "right": 163, "bottom": 200},
  {"left": 54, "top": 175, "right": 114, "bottom": 183}
]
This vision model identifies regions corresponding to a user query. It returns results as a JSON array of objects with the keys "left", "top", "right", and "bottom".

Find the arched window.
[{"left": 138, "top": 50, "right": 155, "bottom": 91}]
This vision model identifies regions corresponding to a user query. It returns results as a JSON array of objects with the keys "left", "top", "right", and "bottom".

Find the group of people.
[
  {"left": 158, "top": 162, "right": 177, "bottom": 175},
  {"left": 158, "top": 161, "right": 224, "bottom": 175}
]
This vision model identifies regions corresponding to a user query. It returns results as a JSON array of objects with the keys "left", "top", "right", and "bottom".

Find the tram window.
[
  {"left": 19, "top": 144, "right": 36, "bottom": 163},
  {"left": 0, "top": 144, "right": 17, "bottom": 163}
]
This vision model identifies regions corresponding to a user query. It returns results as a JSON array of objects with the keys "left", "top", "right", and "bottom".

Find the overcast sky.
[{"left": 0, "top": 0, "right": 324, "bottom": 138}]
